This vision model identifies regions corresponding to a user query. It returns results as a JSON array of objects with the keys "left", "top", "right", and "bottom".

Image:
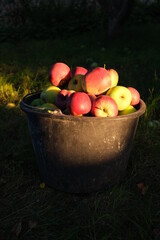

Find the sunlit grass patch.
[
  {"left": 0, "top": 75, "right": 18, "bottom": 104},
  {"left": 0, "top": 66, "right": 49, "bottom": 105}
]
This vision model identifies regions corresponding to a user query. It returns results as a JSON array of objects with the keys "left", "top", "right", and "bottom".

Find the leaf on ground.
[
  {"left": 137, "top": 182, "right": 149, "bottom": 195},
  {"left": 11, "top": 221, "right": 22, "bottom": 237},
  {"left": 28, "top": 220, "right": 37, "bottom": 229}
]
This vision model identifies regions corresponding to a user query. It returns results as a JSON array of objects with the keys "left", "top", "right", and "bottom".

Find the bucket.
[{"left": 20, "top": 91, "right": 146, "bottom": 193}]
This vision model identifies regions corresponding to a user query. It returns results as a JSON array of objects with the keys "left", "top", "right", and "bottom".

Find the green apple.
[
  {"left": 30, "top": 98, "right": 44, "bottom": 107},
  {"left": 40, "top": 85, "right": 61, "bottom": 104},
  {"left": 119, "top": 105, "right": 136, "bottom": 115},
  {"left": 40, "top": 103, "right": 58, "bottom": 111},
  {"left": 68, "top": 74, "right": 83, "bottom": 92},
  {"left": 108, "top": 86, "right": 132, "bottom": 111}
]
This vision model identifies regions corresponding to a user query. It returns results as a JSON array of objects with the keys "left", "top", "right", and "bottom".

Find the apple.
[
  {"left": 106, "top": 87, "right": 113, "bottom": 96},
  {"left": 68, "top": 74, "right": 83, "bottom": 92},
  {"left": 5, "top": 103, "right": 16, "bottom": 109},
  {"left": 88, "top": 93, "right": 96, "bottom": 105},
  {"left": 82, "top": 67, "right": 111, "bottom": 95},
  {"left": 108, "top": 86, "right": 132, "bottom": 111},
  {"left": 128, "top": 87, "right": 140, "bottom": 106},
  {"left": 49, "top": 62, "right": 71, "bottom": 87},
  {"left": 30, "top": 98, "right": 44, "bottom": 107},
  {"left": 108, "top": 69, "right": 119, "bottom": 88},
  {"left": 40, "top": 103, "right": 58, "bottom": 111},
  {"left": 65, "top": 90, "right": 75, "bottom": 104},
  {"left": 55, "top": 89, "right": 75, "bottom": 110},
  {"left": 85, "top": 93, "right": 97, "bottom": 116},
  {"left": 119, "top": 105, "right": 137, "bottom": 115},
  {"left": 40, "top": 85, "right": 61, "bottom": 104},
  {"left": 72, "top": 66, "right": 88, "bottom": 76},
  {"left": 67, "top": 92, "right": 92, "bottom": 116},
  {"left": 91, "top": 95, "right": 118, "bottom": 117}
]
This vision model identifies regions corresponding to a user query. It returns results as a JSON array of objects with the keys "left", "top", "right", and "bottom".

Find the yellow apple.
[
  {"left": 40, "top": 85, "right": 61, "bottom": 104},
  {"left": 119, "top": 105, "right": 136, "bottom": 115},
  {"left": 68, "top": 74, "right": 83, "bottom": 92},
  {"left": 108, "top": 86, "right": 132, "bottom": 111},
  {"left": 108, "top": 69, "right": 119, "bottom": 88}
]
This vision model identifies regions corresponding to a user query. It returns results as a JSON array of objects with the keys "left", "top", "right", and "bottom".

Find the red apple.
[
  {"left": 65, "top": 90, "right": 75, "bottom": 104},
  {"left": 91, "top": 95, "right": 118, "bottom": 117},
  {"left": 88, "top": 93, "right": 96, "bottom": 105},
  {"left": 85, "top": 93, "right": 96, "bottom": 116},
  {"left": 82, "top": 67, "right": 111, "bottom": 95},
  {"left": 72, "top": 66, "right": 88, "bottom": 76},
  {"left": 128, "top": 87, "right": 140, "bottom": 106},
  {"left": 67, "top": 92, "right": 92, "bottom": 116},
  {"left": 68, "top": 74, "right": 83, "bottom": 92},
  {"left": 55, "top": 89, "right": 75, "bottom": 110},
  {"left": 49, "top": 62, "right": 71, "bottom": 87}
]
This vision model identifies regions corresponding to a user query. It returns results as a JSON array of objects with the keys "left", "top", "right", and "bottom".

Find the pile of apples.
[{"left": 30, "top": 62, "right": 140, "bottom": 117}]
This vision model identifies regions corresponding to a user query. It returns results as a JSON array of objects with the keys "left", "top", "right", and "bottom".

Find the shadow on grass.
[{"left": 0, "top": 103, "right": 160, "bottom": 240}]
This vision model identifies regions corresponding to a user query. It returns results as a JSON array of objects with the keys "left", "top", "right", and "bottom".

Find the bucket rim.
[{"left": 20, "top": 91, "right": 146, "bottom": 121}]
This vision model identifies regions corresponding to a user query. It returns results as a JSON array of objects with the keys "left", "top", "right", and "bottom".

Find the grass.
[{"left": 0, "top": 23, "right": 160, "bottom": 240}]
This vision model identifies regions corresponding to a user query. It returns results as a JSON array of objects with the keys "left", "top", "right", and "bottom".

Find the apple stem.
[{"left": 104, "top": 64, "right": 106, "bottom": 69}]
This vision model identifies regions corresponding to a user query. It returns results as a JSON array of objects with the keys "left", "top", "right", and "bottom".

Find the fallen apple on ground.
[
  {"left": 91, "top": 95, "right": 118, "bottom": 117},
  {"left": 67, "top": 92, "right": 91, "bottom": 116},
  {"left": 49, "top": 62, "right": 71, "bottom": 87}
]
